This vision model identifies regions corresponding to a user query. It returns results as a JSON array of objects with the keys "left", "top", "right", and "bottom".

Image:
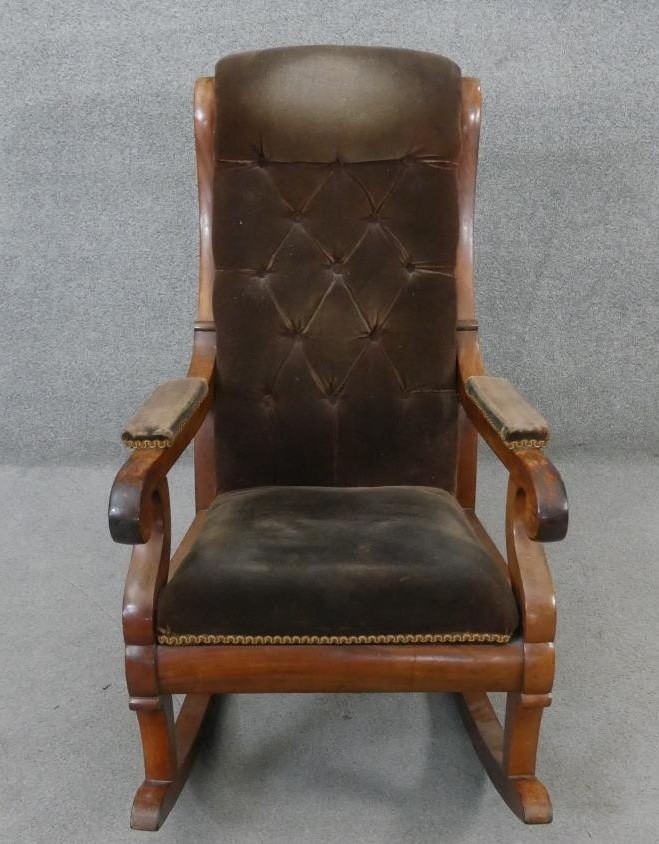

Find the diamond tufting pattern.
[{"left": 212, "top": 47, "right": 462, "bottom": 491}]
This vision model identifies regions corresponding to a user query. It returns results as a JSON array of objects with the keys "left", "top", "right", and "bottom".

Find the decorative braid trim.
[
  {"left": 506, "top": 438, "right": 548, "bottom": 451},
  {"left": 123, "top": 439, "right": 173, "bottom": 450},
  {"left": 156, "top": 631, "right": 512, "bottom": 646}
]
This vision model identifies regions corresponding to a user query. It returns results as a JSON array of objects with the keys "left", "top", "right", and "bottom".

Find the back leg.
[{"left": 457, "top": 691, "right": 552, "bottom": 824}]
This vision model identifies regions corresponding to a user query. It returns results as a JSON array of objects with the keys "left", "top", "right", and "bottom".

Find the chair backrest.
[{"left": 210, "top": 46, "right": 468, "bottom": 492}]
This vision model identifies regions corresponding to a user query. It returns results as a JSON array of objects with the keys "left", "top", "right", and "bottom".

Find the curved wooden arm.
[
  {"left": 122, "top": 480, "right": 171, "bottom": 647},
  {"left": 506, "top": 449, "right": 568, "bottom": 543},
  {"left": 506, "top": 481, "right": 556, "bottom": 650},
  {"left": 109, "top": 337, "right": 215, "bottom": 545},
  {"left": 458, "top": 333, "right": 568, "bottom": 543}
]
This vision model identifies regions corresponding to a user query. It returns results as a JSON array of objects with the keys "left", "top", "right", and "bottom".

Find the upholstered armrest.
[
  {"left": 110, "top": 375, "right": 211, "bottom": 544},
  {"left": 110, "top": 338, "right": 216, "bottom": 545},
  {"left": 458, "top": 364, "right": 567, "bottom": 542},
  {"left": 465, "top": 376, "right": 549, "bottom": 450},
  {"left": 121, "top": 378, "right": 208, "bottom": 449}
]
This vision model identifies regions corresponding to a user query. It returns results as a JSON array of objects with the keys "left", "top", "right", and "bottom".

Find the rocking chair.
[{"left": 109, "top": 46, "right": 568, "bottom": 830}]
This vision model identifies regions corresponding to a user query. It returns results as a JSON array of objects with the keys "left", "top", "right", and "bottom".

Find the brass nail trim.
[{"left": 122, "top": 439, "right": 173, "bottom": 449}]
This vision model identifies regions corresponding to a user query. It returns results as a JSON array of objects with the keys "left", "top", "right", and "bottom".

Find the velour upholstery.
[
  {"left": 214, "top": 47, "right": 462, "bottom": 163},
  {"left": 465, "top": 376, "right": 549, "bottom": 449},
  {"left": 121, "top": 378, "right": 208, "bottom": 448},
  {"left": 157, "top": 486, "right": 519, "bottom": 645},
  {"left": 212, "top": 47, "right": 462, "bottom": 492}
]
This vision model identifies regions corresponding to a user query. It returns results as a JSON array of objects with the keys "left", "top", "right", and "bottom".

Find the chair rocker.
[{"left": 109, "top": 46, "right": 568, "bottom": 830}]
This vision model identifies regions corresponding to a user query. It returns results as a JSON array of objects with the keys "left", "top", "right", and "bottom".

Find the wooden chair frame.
[{"left": 109, "top": 77, "right": 568, "bottom": 830}]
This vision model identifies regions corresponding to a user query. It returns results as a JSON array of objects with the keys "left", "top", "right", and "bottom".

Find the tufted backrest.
[{"left": 212, "top": 46, "right": 463, "bottom": 491}]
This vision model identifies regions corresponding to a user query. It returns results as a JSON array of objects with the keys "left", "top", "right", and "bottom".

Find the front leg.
[
  {"left": 458, "top": 477, "right": 557, "bottom": 823},
  {"left": 129, "top": 693, "right": 214, "bottom": 830},
  {"left": 121, "top": 480, "right": 214, "bottom": 830},
  {"left": 458, "top": 689, "right": 553, "bottom": 823}
]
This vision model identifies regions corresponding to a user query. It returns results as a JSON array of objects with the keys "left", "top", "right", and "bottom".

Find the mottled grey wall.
[{"left": 1, "top": 1, "right": 657, "bottom": 462}]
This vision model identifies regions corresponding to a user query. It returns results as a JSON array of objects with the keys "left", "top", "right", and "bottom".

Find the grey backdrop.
[
  {"left": 2, "top": 6, "right": 659, "bottom": 843},
  {"left": 1, "top": 0, "right": 658, "bottom": 462}
]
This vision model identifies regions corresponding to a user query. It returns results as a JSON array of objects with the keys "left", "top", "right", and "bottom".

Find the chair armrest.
[
  {"left": 109, "top": 342, "right": 215, "bottom": 545},
  {"left": 464, "top": 375, "right": 549, "bottom": 450},
  {"left": 121, "top": 378, "right": 208, "bottom": 449},
  {"left": 458, "top": 368, "right": 567, "bottom": 543}
]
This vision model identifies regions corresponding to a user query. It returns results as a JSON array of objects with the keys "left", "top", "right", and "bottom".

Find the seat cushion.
[{"left": 157, "top": 486, "right": 519, "bottom": 645}]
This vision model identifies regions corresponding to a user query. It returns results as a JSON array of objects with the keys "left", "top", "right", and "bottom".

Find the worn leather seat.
[{"left": 157, "top": 486, "right": 519, "bottom": 645}]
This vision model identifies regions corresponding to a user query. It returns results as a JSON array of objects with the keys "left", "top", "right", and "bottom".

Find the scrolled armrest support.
[
  {"left": 507, "top": 449, "right": 568, "bottom": 543},
  {"left": 109, "top": 449, "right": 170, "bottom": 545}
]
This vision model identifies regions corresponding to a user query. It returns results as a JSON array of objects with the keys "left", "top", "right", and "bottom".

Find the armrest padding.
[
  {"left": 121, "top": 378, "right": 208, "bottom": 449},
  {"left": 465, "top": 376, "right": 549, "bottom": 449}
]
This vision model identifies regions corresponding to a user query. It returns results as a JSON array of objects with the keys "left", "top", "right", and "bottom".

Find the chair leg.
[
  {"left": 457, "top": 691, "right": 552, "bottom": 824},
  {"left": 129, "top": 693, "right": 214, "bottom": 831}
]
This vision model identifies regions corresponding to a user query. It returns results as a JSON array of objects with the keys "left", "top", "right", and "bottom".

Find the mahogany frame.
[{"left": 109, "top": 76, "right": 568, "bottom": 830}]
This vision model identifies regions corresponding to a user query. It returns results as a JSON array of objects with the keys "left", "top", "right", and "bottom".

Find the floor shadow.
[{"left": 186, "top": 691, "right": 490, "bottom": 842}]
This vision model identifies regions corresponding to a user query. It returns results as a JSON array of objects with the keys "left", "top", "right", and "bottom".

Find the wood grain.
[
  {"left": 193, "top": 77, "right": 215, "bottom": 325},
  {"left": 157, "top": 640, "right": 524, "bottom": 694},
  {"left": 455, "top": 78, "right": 482, "bottom": 508}
]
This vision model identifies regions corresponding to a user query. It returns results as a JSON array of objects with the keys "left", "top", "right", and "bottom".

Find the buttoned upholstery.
[
  {"left": 153, "top": 48, "right": 522, "bottom": 648},
  {"left": 212, "top": 47, "right": 462, "bottom": 491}
]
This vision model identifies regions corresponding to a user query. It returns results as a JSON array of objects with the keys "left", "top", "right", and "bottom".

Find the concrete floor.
[{"left": 0, "top": 455, "right": 657, "bottom": 843}]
